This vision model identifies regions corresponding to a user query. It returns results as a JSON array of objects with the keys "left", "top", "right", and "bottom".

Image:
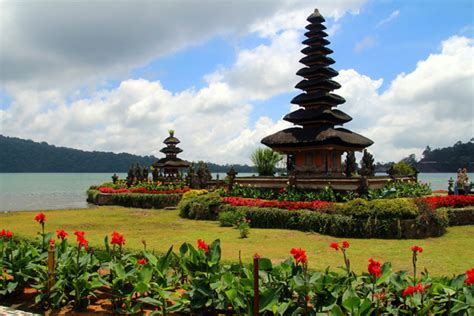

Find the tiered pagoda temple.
[
  {"left": 153, "top": 130, "right": 189, "bottom": 178},
  {"left": 262, "top": 9, "right": 373, "bottom": 177}
]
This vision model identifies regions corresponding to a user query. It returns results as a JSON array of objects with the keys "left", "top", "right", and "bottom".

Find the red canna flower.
[
  {"left": 0, "top": 229, "right": 13, "bottom": 239},
  {"left": 74, "top": 231, "right": 85, "bottom": 239},
  {"left": 368, "top": 258, "right": 382, "bottom": 278},
  {"left": 49, "top": 239, "right": 55, "bottom": 246},
  {"left": 56, "top": 229, "right": 68, "bottom": 240},
  {"left": 197, "top": 239, "right": 209, "bottom": 253},
  {"left": 137, "top": 258, "right": 147, "bottom": 265},
  {"left": 402, "top": 283, "right": 427, "bottom": 297},
  {"left": 110, "top": 231, "right": 126, "bottom": 246},
  {"left": 34, "top": 212, "right": 46, "bottom": 224},
  {"left": 330, "top": 242, "right": 339, "bottom": 251},
  {"left": 290, "top": 248, "right": 308, "bottom": 265},
  {"left": 465, "top": 268, "right": 474, "bottom": 285},
  {"left": 342, "top": 241, "right": 350, "bottom": 249},
  {"left": 77, "top": 237, "right": 88, "bottom": 250},
  {"left": 411, "top": 245, "right": 423, "bottom": 253}
]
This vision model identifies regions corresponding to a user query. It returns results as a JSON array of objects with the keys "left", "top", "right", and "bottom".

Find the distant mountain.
[
  {"left": 0, "top": 135, "right": 255, "bottom": 173},
  {"left": 417, "top": 140, "right": 474, "bottom": 172}
]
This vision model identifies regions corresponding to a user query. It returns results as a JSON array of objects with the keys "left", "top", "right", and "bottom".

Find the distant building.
[{"left": 153, "top": 130, "right": 189, "bottom": 178}]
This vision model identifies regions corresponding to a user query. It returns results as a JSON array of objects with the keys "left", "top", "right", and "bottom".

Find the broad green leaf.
[
  {"left": 258, "top": 258, "right": 273, "bottom": 271},
  {"left": 376, "top": 262, "right": 392, "bottom": 285},
  {"left": 342, "top": 287, "right": 361, "bottom": 312},
  {"left": 330, "top": 305, "right": 345, "bottom": 316}
]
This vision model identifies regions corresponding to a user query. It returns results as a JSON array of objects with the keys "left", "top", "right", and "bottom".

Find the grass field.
[{"left": 1, "top": 206, "right": 473, "bottom": 276}]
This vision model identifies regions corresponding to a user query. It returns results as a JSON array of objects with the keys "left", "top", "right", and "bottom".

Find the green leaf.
[
  {"left": 330, "top": 305, "right": 345, "bottom": 316},
  {"left": 225, "top": 288, "right": 237, "bottom": 301},
  {"left": 258, "top": 258, "right": 273, "bottom": 271},
  {"left": 376, "top": 262, "right": 392, "bottom": 285},
  {"left": 114, "top": 262, "right": 126, "bottom": 280},
  {"left": 259, "top": 288, "right": 279, "bottom": 312},
  {"left": 342, "top": 287, "right": 360, "bottom": 312},
  {"left": 138, "top": 296, "right": 163, "bottom": 307},
  {"left": 138, "top": 265, "right": 153, "bottom": 284},
  {"left": 209, "top": 239, "right": 221, "bottom": 264},
  {"left": 276, "top": 301, "right": 290, "bottom": 315}
]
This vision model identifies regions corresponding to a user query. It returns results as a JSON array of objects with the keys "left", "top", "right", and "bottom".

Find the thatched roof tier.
[
  {"left": 290, "top": 92, "right": 345, "bottom": 106},
  {"left": 283, "top": 108, "right": 352, "bottom": 125},
  {"left": 305, "top": 23, "right": 326, "bottom": 31},
  {"left": 307, "top": 9, "right": 325, "bottom": 23},
  {"left": 261, "top": 127, "right": 373, "bottom": 150},
  {"left": 153, "top": 157, "right": 190, "bottom": 168},
  {"left": 304, "top": 30, "right": 328, "bottom": 38},
  {"left": 160, "top": 146, "right": 183, "bottom": 154},
  {"left": 296, "top": 66, "right": 338, "bottom": 79},
  {"left": 163, "top": 135, "right": 180, "bottom": 144},
  {"left": 302, "top": 37, "right": 330, "bottom": 47},
  {"left": 299, "top": 55, "right": 335, "bottom": 67},
  {"left": 300, "top": 46, "right": 333, "bottom": 56},
  {"left": 295, "top": 79, "right": 341, "bottom": 91}
]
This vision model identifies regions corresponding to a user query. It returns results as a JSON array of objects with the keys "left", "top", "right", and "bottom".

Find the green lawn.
[{"left": 1, "top": 206, "right": 473, "bottom": 276}]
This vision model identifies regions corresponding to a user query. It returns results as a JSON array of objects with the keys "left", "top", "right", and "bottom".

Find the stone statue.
[
  {"left": 111, "top": 173, "right": 119, "bottom": 184},
  {"left": 142, "top": 166, "right": 149, "bottom": 182}
]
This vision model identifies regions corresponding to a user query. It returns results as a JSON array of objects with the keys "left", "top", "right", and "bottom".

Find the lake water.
[{"left": 0, "top": 172, "right": 471, "bottom": 212}]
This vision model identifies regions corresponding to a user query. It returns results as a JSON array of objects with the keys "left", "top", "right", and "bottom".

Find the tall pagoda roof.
[
  {"left": 160, "top": 146, "right": 183, "bottom": 154},
  {"left": 153, "top": 157, "right": 190, "bottom": 168},
  {"left": 261, "top": 8, "right": 373, "bottom": 152}
]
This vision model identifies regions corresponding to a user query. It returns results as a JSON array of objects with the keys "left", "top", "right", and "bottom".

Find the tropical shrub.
[
  {"left": 367, "top": 180, "right": 432, "bottom": 199},
  {"left": 250, "top": 147, "right": 282, "bottom": 176},
  {"left": 218, "top": 209, "right": 246, "bottom": 227},
  {"left": 339, "top": 198, "right": 419, "bottom": 219},
  {"left": 178, "top": 192, "right": 223, "bottom": 220}
]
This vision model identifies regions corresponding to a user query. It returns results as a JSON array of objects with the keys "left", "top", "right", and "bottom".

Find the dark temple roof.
[
  {"left": 283, "top": 108, "right": 352, "bottom": 125},
  {"left": 261, "top": 127, "right": 373, "bottom": 150}
]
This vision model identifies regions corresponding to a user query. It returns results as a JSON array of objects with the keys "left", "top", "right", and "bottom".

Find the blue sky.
[{"left": 0, "top": 0, "right": 472, "bottom": 164}]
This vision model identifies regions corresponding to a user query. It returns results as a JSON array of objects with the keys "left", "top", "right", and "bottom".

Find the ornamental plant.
[
  {"left": 235, "top": 217, "right": 251, "bottom": 238},
  {"left": 330, "top": 240, "right": 351, "bottom": 276},
  {"left": 34, "top": 212, "right": 47, "bottom": 251}
]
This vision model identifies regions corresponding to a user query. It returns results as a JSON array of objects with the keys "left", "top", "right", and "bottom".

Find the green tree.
[
  {"left": 251, "top": 147, "right": 282, "bottom": 176},
  {"left": 388, "top": 161, "right": 417, "bottom": 176},
  {"left": 344, "top": 151, "right": 357, "bottom": 177},
  {"left": 360, "top": 149, "right": 375, "bottom": 176}
]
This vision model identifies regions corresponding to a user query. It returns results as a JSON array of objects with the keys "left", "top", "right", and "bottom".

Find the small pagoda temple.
[
  {"left": 153, "top": 130, "right": 189, "bottom": 179},
  {"left": 261, "top": 9, "right": 373, "bottom": 177}
]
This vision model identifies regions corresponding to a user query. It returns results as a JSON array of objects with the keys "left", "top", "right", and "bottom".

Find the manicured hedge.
[
  {"left": 219, "top": 206, "right": 447, "bottom": 239},
  {"left": 87, "top": 189, "right": 182, "bottom": 209},
  {"left": 180, "top": 193, "right": 449, "bottom": 239}
]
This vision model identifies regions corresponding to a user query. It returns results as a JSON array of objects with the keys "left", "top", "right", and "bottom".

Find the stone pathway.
[{"left": 0, "top": 306, "right": 38, "bottom": 316}]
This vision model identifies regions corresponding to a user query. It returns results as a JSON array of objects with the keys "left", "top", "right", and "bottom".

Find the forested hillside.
[
  {"left": 418, "top": 140, "right": 474, "bottom": 172},
  {"left": 0, "top": 135, "right": 254, "bottom": 173}
]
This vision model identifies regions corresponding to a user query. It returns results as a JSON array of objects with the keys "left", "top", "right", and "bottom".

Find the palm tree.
[{"left": 251, "top": 147, "right": 282, "bottom": 176}]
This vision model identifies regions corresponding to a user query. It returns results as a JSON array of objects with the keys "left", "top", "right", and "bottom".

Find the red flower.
[
  {"left": 330, "top": 242, "right": 339, "bottom": 251},
  {"left": 49, "top": 239, "right": 56, "bottom": 246},
  {"left": 465, "top": 268, "right": 474, "bottom": 285},
  {"left": 34, "top": 212, "right": 46, "bottom": 224},
  {"left": 402, "top": 283, "right": 427, "bottom": 297},
  {"left": 411, "top": 245, "right": 423, "bottom": 253},
  {"left": 197, "top": 239, "right": 209, "bottom": 253},
  {"left": 78, "top": 237, "right": 88, "bottom": 250},
  {"left": 74, "top": 231, "right": 88, "bottom": 250},
  {"left": 0, "top": 229, "right": 13, "bottom": 239},
  {"left": 74, "top": 231, "right": 85, "bottom": 239},
  {"left": 137, "top": 258, "right": 147, "bottom": 265},
  {"left": 342, "top": 241, "right": 350, "bottom": 249},
  {"left": 56, "top": 229, "right": 68, "bottom": 240},
  {"left": 368, "top": 258, "right": 382, "bottom": 278},
  {"left": 290, "top": 248, "right": 308, "bottom": 265},
  {"left": 111, "top": 231, "right": 126, "bottom": 246}
]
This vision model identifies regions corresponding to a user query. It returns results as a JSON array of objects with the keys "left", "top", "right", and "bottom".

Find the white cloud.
[
  {"left": 340, "top": 35, "right": 473, "bottom": 162},
  {"left": 1, "top": 1, "right": 471, "bottom": 168},
  {"left": 376, "top": 9, "right": 400, "bottom": 28}
]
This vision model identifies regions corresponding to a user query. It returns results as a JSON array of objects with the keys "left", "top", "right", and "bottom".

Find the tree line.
[{"left": 0, "top": 135, "right": 254, "bottom": 173}]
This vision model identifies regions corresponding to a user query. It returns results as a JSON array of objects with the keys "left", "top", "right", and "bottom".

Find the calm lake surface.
[{"left": 0, "top": 172, "right": 471, "bottom": 212}]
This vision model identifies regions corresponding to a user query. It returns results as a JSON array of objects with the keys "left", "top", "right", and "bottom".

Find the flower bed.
[
  {"left": 422, "top": 195, "right": 474, "bottom": 209},
  {"left": 1, "top": 214, "right": 472, "bottom": 315},
  {"left": 222, "top": 196, "right": 331, "bottom": 211}
]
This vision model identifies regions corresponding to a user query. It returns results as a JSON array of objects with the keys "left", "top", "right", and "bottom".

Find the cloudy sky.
[{"left": 0, "top": 0, "right": 473, "bottom": 164}]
